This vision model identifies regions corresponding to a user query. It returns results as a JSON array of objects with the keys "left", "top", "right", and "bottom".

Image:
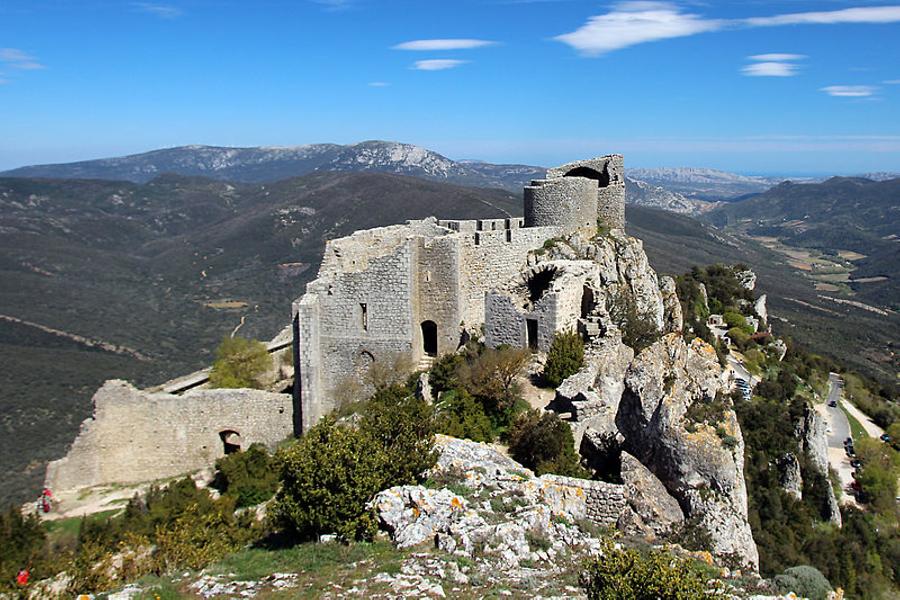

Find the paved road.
[{"left": 819, "top": 373, "right": 857, "bottom": 505}]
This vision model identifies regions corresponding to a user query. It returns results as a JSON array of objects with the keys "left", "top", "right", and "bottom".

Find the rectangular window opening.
[{"left": 360, "top": 303, "right": 368, "bottom": 331}]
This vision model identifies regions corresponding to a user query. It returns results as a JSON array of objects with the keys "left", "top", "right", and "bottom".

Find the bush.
[
  {"left": 434, "top": 388, "right": 494, "bottom": 443},
  {"left": 429, "top": 352, "right": 465, "bottom": 394},
  {"left": 581, "top": 540, "right": 715, "bottom": 600},
  {"left": 508, "top": 410, "right": 589, "bottom": 478},
  {"left": 458, "top": 345, "right": 530, "bottom": 430},
  {"left": 212, "top": 443, "right": 280, "bottom": 508},
  {"left": 273, "top": 386, "right": 436, "bottom": 541},
  {"left": 542, "top": 330, "right": 584, "bottom": 388},
  {"left": 774, "top": 566, "right": 832, "bottom": 600},
  {"left": 607, "top": 292, "right": 661, "bottom": 352},
  {"left": 209, "top": 336, "right": 272, "bottom": 389}
]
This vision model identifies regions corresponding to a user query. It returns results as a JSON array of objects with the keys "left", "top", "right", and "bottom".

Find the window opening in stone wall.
[
  {"left": 581, "top": 285, "right": 596, "bottom": 319},
  {"left": 527, "top": 266, "right": 558, "bottom": 303},
  {"left": 219, "top": 430, "right": 242, "bottom": 455},
  {"left": 474, "top": 233, "right": 481, "bottom": 246},
  {"left": 421, "top": 320, "right": 438, "bottom": 357},
  {"left": 526, "top": 319, "right": 539, "bottom": 351},
  {"left": 506, "top": 229, "right": 512, "bottom": 242},
  {"left": 360, "top": 303, "right": 368, "bottom": 331},
  {"left": 564, "top": 165, "right": 610, "bottom": 187}
]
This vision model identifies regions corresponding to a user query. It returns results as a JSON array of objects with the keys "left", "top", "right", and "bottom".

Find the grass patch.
[
  {"left": 839, "top": 401, "right": 868, "bottom": 440},
  {"left": 44, "top": 509, "right": 121, "bottom": 548},
  {"left": 206, "top": 540, "right": 405, "bottom": 583}
]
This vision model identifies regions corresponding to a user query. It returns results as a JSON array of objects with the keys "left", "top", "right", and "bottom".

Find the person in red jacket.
[{"left": 16, "top": 568, "right": 29, "bottom": 587}]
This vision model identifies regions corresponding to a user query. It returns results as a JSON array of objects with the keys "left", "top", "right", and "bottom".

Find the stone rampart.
[
  {"left": 524, "top": 177, "right": 597, "bottom": 235},
  {"left": 531, "top": 474, "right": 626, "bottom": 527},
  {"left": 45, "top": 380, "right": 292, "bottom": 492}
]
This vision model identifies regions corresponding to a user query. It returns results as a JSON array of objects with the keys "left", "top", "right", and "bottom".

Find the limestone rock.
[
  {"left": 736, "top": 269, "right": 757, "bottom": 291},
  {"left": 619, "top": 451, "right": 685, "bottom": 538},
  {"left": 370, "top": 485, "right": 485, "bottom": 549},
  {"left": 431, "top": 434, "right": 533, "bottom": 492},
  {"left": 754, "top": 294, "right": 768, "bottom": 326},
  {"left": 800, "top": 407, "right": 841, "bottom": 526},
  {"left": 659, "top": 276, "right": 684, "bottom": 334},
  {"left": 776, "top": 453, "right": 803, "bottom": 501},
  {"left": 616, "top": 333, "right": 759, "bottom": 570}
]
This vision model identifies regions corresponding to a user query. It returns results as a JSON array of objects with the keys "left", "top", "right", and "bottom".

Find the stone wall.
[
  {"left": 545, "top": 154, "right": 626, "bottom": 231},
  {"left": 45, "top": 380, "right": 292, "bottom": 492},
  {"left": 536, "top": 474, "right": 627, "bottom": 527}
]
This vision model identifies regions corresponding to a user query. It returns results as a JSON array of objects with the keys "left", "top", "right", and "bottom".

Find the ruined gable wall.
[
  {"left": 457, "top": 224, "right": 560, "bottom": 328},
  {"left": 45, "top": 381, "right": 292, "bottom": 492}
]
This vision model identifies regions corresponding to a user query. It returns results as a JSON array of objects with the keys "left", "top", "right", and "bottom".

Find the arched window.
[{"left": 421, "top": 320, "right": 438, "bottom": 357}]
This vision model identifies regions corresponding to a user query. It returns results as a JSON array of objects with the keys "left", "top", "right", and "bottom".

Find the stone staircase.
[{"left": 417, "top": 355, "right": 436, "bottom": 371}]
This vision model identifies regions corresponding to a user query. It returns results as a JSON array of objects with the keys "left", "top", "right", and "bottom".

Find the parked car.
[
  {"left": 846, "top": 446, "right": 855, "bottom": 457},
  {"left": 850, "top": 459, "right": 862, "bottom": 469},
  {"left": 844, "top": 437, "right": 853, "bottom": 446},
  {"left": 828, "top": 399, "right": 837, "bottom": 407},
  {"left": 881, "top": 434, "right": 892, "bottom": 443}
]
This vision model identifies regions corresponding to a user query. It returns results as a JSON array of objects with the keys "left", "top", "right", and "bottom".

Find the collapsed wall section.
[
  {"left": 546, "top": 155, "right": 626, "bottom": 230},
  {"left": 45, "top": 380, "right": 292, "bottom": 492}
]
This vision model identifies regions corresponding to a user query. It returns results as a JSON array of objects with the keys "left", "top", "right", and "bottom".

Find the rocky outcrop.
[
  {"left": 615, "top": 333, "right": 759, "bottom": 569},
  {"left": 659, "top": 276, "right": 684, "bottom": 334},
  {"left": 619, "top": 451, "right": 685, "bottom": 538},
  {"left": 754, "top": 294, "right": 768, "bottom": 326},
  {"left": 777, "top": 453, "right": 803, "bottom": 500},
  {"left": 800, "top": 407, "right": 842, "bottom": 526}
]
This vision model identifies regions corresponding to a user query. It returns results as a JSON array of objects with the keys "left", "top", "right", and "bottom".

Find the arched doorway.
[
  {"left": 581, "top": 285, "right": 596, "bottom": 319},
  {"left": 219, "top": 430, "right": 242, "bottom": 455},
  {"left": 421, "top": 320, "right": 438, "bottom": 357}
]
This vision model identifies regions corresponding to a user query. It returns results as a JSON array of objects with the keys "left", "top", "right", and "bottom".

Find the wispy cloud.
[
  {"left": 748, "top": 53, "right": 806, "bottom": 62},
  {"left": 744, "top": 6, "right": 900, "bottom": 27},
  {"left": 311, "top": 0, "right": 357, "bottom": 11},
  {"left": 742, "top": 53, "right": 805, "bottom": 77},
  {"left": 555, "top": 2, "right": 900, "bottom": 56},
  {"left": 554, "top": 2, "right": 722, "bottom": 56},
  {"left": 133, "top": 2, "right": 182, "bottom": 18},
  {"left": 393, "top": 39, "right": 497, "bottom": 51},
  {"left": 412, "top": 59, "right": 467, "bottom": 71},
  {"left": 368, "top": 81, "right": 390, "bottom": 87},
  {"left": 0, "top": 48, "right": 44, "bottom": 70},
  {"left": 820, "top": 85, "right": 878, "bottom": 97},
  {"left": 884, "top": 79, "right": 900, "bottom": 84}
]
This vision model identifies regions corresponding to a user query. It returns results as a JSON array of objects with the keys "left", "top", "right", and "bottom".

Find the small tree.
[
  {"left": 209, "top": 336, "right": 272, "bottom": 389},
  {"left": 508, "top": 410, "right": 589, "bottom": 478},
  {"left": 212, "top": 443, "right": 280, "bottom": 507},
  {"left": 607, "top": 292, "right": 661, "bottom": 352},
  {"left": 581, "top": 540, "right": 716, "bottom": 600},
  {"left": 434, "top": 388, "right": 494, "bottom": 443},
  {"left": 542, "top": 330, "right": 584, "bottom": 388},
  {"left": 458, "top": 345, "right": 530, "bottom": 424}
]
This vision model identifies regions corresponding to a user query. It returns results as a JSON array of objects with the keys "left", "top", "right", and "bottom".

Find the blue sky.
[{"left": 1, "top": 1, "right": 899, "bottom": 174}]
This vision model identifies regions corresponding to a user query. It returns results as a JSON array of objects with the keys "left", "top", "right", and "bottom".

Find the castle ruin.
[{"left": 292, "top": 155, "right": 626, "bottom": 431}]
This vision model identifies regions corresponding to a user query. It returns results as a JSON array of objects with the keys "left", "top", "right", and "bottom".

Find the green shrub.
[
  {"left": 273, "top": 386, "right": 436, "bottom": 541},
  {"left": 542, "top": 330, "right": 584, "bottom": 388},
  {"left": 458, "top": 344, "right": 530, "bottom": 430},
  {"left": 429, "top": 352, "right": 465, "bottom": 394},
  {"left": 607, "top": 292, "right": 661, "bottom": 352},
  {"left": 209, "top": 336, "right": 272, "bottom": 389},
  {"left": 434, "top": 388, "right": 494, "bottom": 443},
  {"left": 213, "top": 443, "right": 280, "bottom": 508},
  {"left": 774, "top": 566, "right": 833, "bottom": 600},
  {"left": 581, "top": 540, "right": 715, "bottom": 600},
  {"left": 508, "top": 410, "right": 589, "bottom": 478}
]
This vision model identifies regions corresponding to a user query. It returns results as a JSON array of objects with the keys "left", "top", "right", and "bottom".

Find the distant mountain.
[
  {"left": 0, "top": 142, "right": 537, "bottom": 189},
  {"left": 628, "top": 167, "right": 817, "bottom": 201},
  {"left": 856, "top": 171, "right": 900, "bottom": 182},
  {"left": 2, "top": 142, "right": 713, "bottom": 215}
]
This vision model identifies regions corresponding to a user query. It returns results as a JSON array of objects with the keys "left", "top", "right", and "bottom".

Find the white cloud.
[
  {"left": 554, "top": 2, "right": 722, "bottom": 56},
  {"left": 133, "top": 2, "right": 182, "bottom": 18},
  {"left": 820, "top": 85, "right": 878, "bottom": 97},
  {"left": 393, "top": 39, "right": 496, "bottom": 51},
  {"left": 311, "top": 0, "right": 356, "bottom": 11},
  {"left": 412, "top": 59, "right": 468, "bottom": 71},
  {"left": 0, "top": 48, "right": 45, "bottom": 70},
  {"left": 744, "top": 6, "right": 900, "bottom": 27},
  {"left": 742, "top": 61, "right": 799, "bottom": 77},
  {"left": 884, "top": 79, "right": 900, "bottom": 84},
  {"left": 368, "top": 81, "right": 390, "bottom": 87},
  {"left": 555, "top": 3, "right": 900, "bottom": 55},
  {"left": 742, "top": 53, "right": 804, "bottom": 77},
  {"left": 748, "top": 53, "right": 806, "bottom": 62}
]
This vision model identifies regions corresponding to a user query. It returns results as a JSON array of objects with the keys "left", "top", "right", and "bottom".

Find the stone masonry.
[{"left": 293, "top": 156, "right": 627, "bottom": 432}]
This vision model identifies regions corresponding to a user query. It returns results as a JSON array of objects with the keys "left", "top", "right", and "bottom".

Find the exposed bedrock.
[{"left": 615, "top": 333, "right": 759, "bottom": 570}]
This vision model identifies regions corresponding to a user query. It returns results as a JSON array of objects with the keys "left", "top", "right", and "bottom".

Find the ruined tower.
[{"left": 524, "top": 154, "right": 625, "bottom": 235}]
